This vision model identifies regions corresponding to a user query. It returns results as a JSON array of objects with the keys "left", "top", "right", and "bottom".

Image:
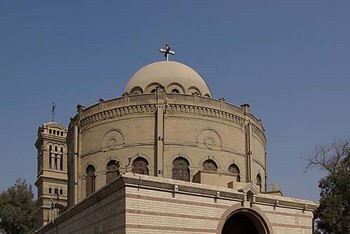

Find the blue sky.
[{"left": 0, "top": 1, "right": 349, "bottom": 202}]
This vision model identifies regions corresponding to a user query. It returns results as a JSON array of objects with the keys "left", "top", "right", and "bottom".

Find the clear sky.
[{"left": 0, "top": 1, "right": 349, "bottom": 202}]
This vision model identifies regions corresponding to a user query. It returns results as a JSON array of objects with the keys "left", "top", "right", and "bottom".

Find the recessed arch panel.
[
  {"left": 166, "top": 82, "right": 185, "bottom": 94},
  {"left": 130, "top": 86, "right": 144, "bottom": 95},
  {"left": 145, "top": 82, "right": 161, "bottom": 93},
  {"left": 187, "top": 86, "right": 202, "bottom": 96}
]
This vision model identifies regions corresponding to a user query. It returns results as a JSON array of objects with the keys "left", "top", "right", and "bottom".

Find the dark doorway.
[{"left": 222, "top": 212, "right": 262, "bottom": 234}]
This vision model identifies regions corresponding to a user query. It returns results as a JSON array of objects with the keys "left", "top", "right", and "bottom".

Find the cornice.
[
  {"left": 166, "top": 104, "right": 246, "bottom": 127},
  {"left": 79, "top": 102, "right": 256, "bottom": 130},
  {"left": 73, "top": 95, "right": 265, "bottom": 145},
  {"left": 80, "top": 104, "right": 157, "bottom": 128}
]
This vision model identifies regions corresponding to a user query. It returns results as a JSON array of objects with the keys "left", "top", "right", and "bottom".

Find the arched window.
[
  {"left": 256, "top": 173, "right": 262, "bottom": 192},
  {"left": 247, "top": 190, "right": 254, "bottom": 203},
  {"left": 132, "top": 157, "right": 149, "bottom": 175},
  {"left": 130, "top": 86, "right": 143, "bottom": 95},
  {"left": 228, "top": 164, "right": 241, "bottom": 182},
  {"left": 60, "top": 147, "right": 63, "bottom": 170},
  {"left": 49, "top": 145, "right": 53, "bottom": 169},
  {"left": 203, "top": 159, "right": 218, "bottom": 171},
  {"left": 172, "top": 157, "right": 190, "bottom": 181},
  {"left": 106, "top": 160, "right": 120, "bottom": 184},
  {"left": 86, "top": 165, "right": 96, "bottom": 197},
  {"left": 171, "top": 88, "right": 180, "bottom": 94},
  {"left": 54, "top": 154, "right": 58, "bottom": 170}
]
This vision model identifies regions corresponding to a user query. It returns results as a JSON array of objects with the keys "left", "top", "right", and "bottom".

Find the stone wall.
[
  {"left": 123, "top": 174, "right": 315, "bottom": 234},
  {"left": 68, "top": 93, "right": 267, "bottom": 201},
  {"left": 38, "top": 179, "right": 126, "bottom": 234},
  {"left": 38, "top": 174, "right": 316, "bottom": 234}
]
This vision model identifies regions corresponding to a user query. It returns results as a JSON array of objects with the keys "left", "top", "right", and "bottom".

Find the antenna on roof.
[{"left": 52, "top": 102, "right": 56, "bottom": 122}]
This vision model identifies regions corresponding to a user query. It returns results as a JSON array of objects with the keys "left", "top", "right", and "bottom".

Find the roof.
[{"left": 124, "top": 61, "right": 212, "bottom": 97}]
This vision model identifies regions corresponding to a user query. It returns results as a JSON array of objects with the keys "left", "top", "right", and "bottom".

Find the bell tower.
[{"left": 35, "top": 122, "right": 68, "bottom": 228}]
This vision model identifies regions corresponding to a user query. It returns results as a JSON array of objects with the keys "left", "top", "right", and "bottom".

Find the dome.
[{"left": 124, "top": 61, "right": 212, "bottom": 97}]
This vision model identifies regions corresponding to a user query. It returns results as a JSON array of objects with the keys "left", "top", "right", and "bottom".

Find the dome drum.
[{"left": 67, "top": 90, "right": 266, "bottom": 200}]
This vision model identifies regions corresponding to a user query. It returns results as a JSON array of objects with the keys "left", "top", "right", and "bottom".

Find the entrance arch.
[{"left": 217, "top": 204, "right": 273, "bottom": 234}]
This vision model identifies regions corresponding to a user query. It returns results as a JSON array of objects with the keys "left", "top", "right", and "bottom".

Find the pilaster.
[{"left": 155, "top": 86, "right": 166, "bottom": 177}]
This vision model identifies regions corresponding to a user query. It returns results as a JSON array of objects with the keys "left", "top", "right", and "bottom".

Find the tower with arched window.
[{"left": 35, "top": 122, "right": 68, "bottom": 227}]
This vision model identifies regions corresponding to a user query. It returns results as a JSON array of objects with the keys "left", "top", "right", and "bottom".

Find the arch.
[
  {"left": 187, "top": 86, "right": 202, "bottom": 96},
  {"left": 103, "top": 156, "right": 122, "bottom": 169},
  {"left": 170, "top": 153, "right": 193, "bottom": 166},
  {"left": 256, "top": 173, "right": 262, "bottom": 192},
  {"left": 106, "top": 160, "right": 120, "bottom": 184},
  {"left": 200, "top": 156, "right": 220, "bottom": 170},
  {"left": 145, "top": 82, "right": 161, "bottom": 93},
  {"left": 132, "top": 157, "right": 149, "bottom": 175},
  {"left": 171, "top": 88, "right": 180, "bottom": 94},
  {"left": 228, "top": 164, "right": 241, "bottom": 182},
  {"left": 172, "top": 157, "right": 190, "bottom": 181},
  {"left": 203, "top": 159, "right": 218, "bottom": 171},
  {"left": 166, "top": 82, "right": 185, "bottom": 94},
  {"left": 130, "top": 86, "right": 143, "bottom": 95},
  {"left": 204, "top": 93, "right": 211, "bottom": 98},
  {"left": 86, "top": 165, "right": 96, "bottom": 197},
  {"left": 216, "top": 204, "right": 273, "bottom": 234}
]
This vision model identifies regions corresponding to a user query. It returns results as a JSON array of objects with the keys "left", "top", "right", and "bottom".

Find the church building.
[{"left": 35, "top": 45, "right": 316, "bottom": 234}]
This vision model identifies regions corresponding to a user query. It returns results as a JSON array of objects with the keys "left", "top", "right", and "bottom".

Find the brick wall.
[{"left": 39, "top": 174, "right": 316, "bottom": 234}]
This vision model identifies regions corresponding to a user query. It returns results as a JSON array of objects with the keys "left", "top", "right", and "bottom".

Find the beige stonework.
[
  {"left": 35, "top": 59, "right": 317, "bottom": 233},
  {"left": 70, "top": 92, "right": 266, "bottom": 201},
  {"left": 38, "top": 174, "right": 316, "bottom": 234},
  {"left": 35, "top": 122, "right": 68, "bottom": 228}
]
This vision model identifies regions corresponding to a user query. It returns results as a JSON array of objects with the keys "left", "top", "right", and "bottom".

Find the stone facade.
[
  {"left": 68, "top": 90, "right": 266, "bottom": 203},
  {"left": 35, "top": 59, "right": 317, "bottom": 233},
  {"left": 38, "top": 174, "right": 315, "bottom": 234},
  {"left": 35, "top": 122, "right": 68, "bottom": 227}
]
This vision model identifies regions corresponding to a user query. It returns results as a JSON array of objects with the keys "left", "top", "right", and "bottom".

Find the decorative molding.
[
  {"left": 197, "top": 128, "right": 222, "bottom": 150},
  {"left": 80, "top": 103, "right": 249, "bottom": 129},
  {"left": 101, "top": 129, "right": 125, "bottom": 152},
  {"left": 80, "top": 104, "right": 157, "bottom": 127},
  {"left": 166, "top": 104, "right": 246, "bottom": 127},
  {"left": 77, "top": 98, "right": 265, "bottom": 145}
]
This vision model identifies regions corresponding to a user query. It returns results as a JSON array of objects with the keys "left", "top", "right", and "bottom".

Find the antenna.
[{"left": 52, "top": 102, "right": 56, "bottom": 122}]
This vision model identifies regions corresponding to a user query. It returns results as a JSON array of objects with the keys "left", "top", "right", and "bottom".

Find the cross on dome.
[{"left": 159, "top": 43, "right": 175, "bottom": 61}]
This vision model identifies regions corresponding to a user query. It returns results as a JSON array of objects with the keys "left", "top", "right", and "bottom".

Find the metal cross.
[{"left": 159, "top": 43, "right": 175, "bottom": 61}]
